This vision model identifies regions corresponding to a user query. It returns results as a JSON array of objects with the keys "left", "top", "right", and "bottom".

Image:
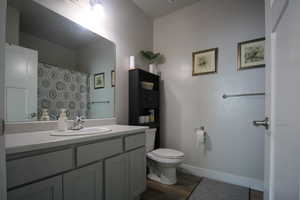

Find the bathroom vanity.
[{"left": 5, "top": 125, "right": 147, "bottom": 200}]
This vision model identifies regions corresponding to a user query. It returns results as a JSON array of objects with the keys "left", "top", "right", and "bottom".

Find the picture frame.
[
  {"left": 94, "top": 73, "right": 105, "bottom": 89},
  {"left": 192, "top": 48, "right": 218, "bottom": 76},
  {"left": 111, "top": 70, "right": 115, "bottom": 87},
  {"left": 237, "top": 38, "right": 265, "bottom": 70}
]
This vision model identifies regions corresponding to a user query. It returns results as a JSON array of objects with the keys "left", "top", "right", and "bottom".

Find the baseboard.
[{"left": 179, "top": 164, "right": 264, "bottom": 192}]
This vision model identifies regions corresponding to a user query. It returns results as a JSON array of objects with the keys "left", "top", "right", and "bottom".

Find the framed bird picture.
[
  {"left": 238, "top": 38, "right": 265, "bottom": 70},
  {"left": 192, "top": 48, "right": 218, "bottom": 76},
  {"left": 94, "top": 73, "right": 105, "bottom": 89}
]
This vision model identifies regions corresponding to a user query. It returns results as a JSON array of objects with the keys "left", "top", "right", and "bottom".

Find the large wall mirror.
[{"left": 5, "top": 0, "right": 116, "bottom": 122}]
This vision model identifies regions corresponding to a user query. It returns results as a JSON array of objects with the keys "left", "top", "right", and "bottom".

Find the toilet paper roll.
[{"left": 195, "top": 128, "right": 206, "bottom": 148}]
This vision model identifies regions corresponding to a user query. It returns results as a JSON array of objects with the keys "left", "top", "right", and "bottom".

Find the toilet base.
[
  {"left": 148, "top": 171, "right": 177, "bottom": 185},
  {"left": 147, "top": 161, "right": 177, "bottom": 185}
]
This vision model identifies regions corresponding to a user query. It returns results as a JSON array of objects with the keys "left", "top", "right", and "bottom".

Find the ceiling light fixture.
[
  {"left": 89, "top": 0, "right": 103, "bottom": 11},
  {"left": 88, "top": 0, "right": 105, "bottom": 19}
]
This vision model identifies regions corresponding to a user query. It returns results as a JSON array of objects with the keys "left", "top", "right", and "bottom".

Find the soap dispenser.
[
  {"left": 40, "top": 109, "right": 50, "bottom": 121},
  {"left": 58, "top": 109, "right": 68, "bottom": 131}
]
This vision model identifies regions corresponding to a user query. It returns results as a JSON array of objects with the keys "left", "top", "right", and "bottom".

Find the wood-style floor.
[
  {"left": 250, "top": 190, "right": 264, "bottom": 200},
  {"left": 141, "top": 173, "right": 263, "bottom": 200}
]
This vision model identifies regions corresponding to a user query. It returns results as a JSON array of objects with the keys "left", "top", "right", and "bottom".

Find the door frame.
[
  {"left": 264, "top": 0, "right": 272, "bottom": 199},
  {"left": 0, "top": 0, "right": 7, "bottom": 199},
  {"left": 265, "top": 0, "right": 296, "bottom": 199}
]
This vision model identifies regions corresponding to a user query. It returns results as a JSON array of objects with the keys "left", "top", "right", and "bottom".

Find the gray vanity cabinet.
[
  {"left": 6, "top": 132, "right": 147, "bottom": 200},
  {"left": 8, "top": 176, "right": 62, "bottom": 200},
  {"left": 128, "top": 147, "right": 146, "bottom": 200},
  {"left": 105, "top": 153, "right": 129, "bottom": 200},
  {"left": 63, "top": 162, "right": 103, "bottom": 200}
]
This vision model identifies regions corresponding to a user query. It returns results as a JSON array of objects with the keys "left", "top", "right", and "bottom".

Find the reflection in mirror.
[{"left": 5, "top": 0, "right": 116, "bottom": 122}]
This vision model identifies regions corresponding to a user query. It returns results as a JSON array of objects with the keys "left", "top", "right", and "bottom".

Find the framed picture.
[
  {"left": 238, "top": 38, "right": 265, "bottom": 70},
  {"left": 192, "top": 48, "right": 218, "bottom": 76},
  {"left": 111, "top": 70, "right": 115, "bottom": 87},
  {"left": 94, "top": 73, "right": 105, "bottom": 89}
]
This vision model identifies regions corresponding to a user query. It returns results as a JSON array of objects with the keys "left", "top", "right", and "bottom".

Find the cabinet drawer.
[
  {"left": 7, "top": 149, "right": 73, "bottom": 189},
  {"left": 77, "top": 138, "right": 123, "bottom": 166},
  {"left": 125, "top": 133, "right": 145, "bottom": 151}
]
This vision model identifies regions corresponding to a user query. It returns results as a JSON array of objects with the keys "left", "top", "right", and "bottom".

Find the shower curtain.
[{"left": 37, "top": 62, "right": 89, "bottom": 120}]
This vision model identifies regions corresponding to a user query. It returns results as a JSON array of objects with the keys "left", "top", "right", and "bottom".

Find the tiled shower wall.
[{"left": 38, "top": 62, "right": 89, "bottom": 120}]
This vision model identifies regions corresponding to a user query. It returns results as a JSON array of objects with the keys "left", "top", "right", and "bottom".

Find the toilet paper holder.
[
  {"left": 201, "top": 127, "right": 207, "bottom": 142},
  {"left": 195, "top": 126, "right": 207, "bottom": 144}
]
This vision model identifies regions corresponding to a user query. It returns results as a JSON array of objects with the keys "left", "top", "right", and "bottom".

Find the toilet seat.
[
  {"left": 151, "top": 148, "right": 184, "bottom": 159},
  {"left": 147, "top": 148, "right": 184, "bottom": 164},
  {"left": 147, "top": 152, "right": 183, "bottom": 164}
]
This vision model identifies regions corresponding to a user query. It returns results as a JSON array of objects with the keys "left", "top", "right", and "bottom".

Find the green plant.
[{"left": 140, "top": 51, "right": 161, "bottom": 64}]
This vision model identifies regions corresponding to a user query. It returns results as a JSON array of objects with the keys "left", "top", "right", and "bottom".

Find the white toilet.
[{"left": 146, "top": 128, "right": 184, "bottom": 185}]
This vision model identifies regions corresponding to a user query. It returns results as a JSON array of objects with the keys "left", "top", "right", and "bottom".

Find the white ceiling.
[{"left": 132, "top": 0, "right": 201, "bottom": 18}]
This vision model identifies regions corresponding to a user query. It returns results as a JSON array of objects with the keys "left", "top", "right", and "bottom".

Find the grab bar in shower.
[
  {"left": 90, "top": 101, "right": 110, "bottom": 104},
  {"left": 222, "top": 92, "right": 265, "bottom": 99}
]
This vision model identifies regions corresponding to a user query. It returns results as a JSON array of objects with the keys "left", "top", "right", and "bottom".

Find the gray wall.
[
  {"left": 20, "top": 32, "right": 77, "bottom": 70},
  {"left": 6, "top": 6, "right": 19, "bottom": 45},
  {"left": 154, "top": 0, "right": 265, "bottom": 181},
  {"left": 34, "top": 0, "right": 153, "bottom": 123}
]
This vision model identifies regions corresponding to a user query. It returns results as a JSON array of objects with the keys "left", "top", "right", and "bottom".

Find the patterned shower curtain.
[{"left": 37, "top": 62, "right": 89, "bottom": 120}]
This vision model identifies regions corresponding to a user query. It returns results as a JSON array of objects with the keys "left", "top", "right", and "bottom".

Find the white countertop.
[{"left": 5, "top": 125, "right": 148, "bottom": 155}]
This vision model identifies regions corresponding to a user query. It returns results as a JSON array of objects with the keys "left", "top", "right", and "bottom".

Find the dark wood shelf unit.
[
  {"left": 129, "top": 68, "right": 160, "bottom": 149},
  {"left": 138, "top": 122, "right": 160, "bottom": 128}
]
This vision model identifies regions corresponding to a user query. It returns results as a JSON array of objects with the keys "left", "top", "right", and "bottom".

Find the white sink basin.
[{"left": 50, "top": 127, "right": 112, "bottom": 136}]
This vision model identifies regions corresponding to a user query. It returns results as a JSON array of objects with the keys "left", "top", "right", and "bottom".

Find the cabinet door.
[
  {"left": 128, "top": 147, "right": 146, "bottom": 200},
  {"left": 63, "top": 162, "right": 103, "bottom": 200},
  {"left": 8, "top": 176, "right": 62, "bottom": 200},
  {"left": 105, "top": 154, "right": 129, "bottom": 200}
]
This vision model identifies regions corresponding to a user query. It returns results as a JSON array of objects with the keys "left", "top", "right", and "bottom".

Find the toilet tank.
[{"left": 145, "top": 128, "right": 156, "bottom": 152}]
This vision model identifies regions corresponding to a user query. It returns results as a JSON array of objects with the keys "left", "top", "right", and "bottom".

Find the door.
[
  {"left": 0, "top": 0, "right": 7, "bottom": 199},
  {"left": 7, "top": 176, "right": 62, "bottom": 200},
  {"left": 263, "top": 0, "right": 300, "bottom": 199},
  {"left": 128, "top": 147, "right": 146, "bottom": 200},
  {"left": 105, "top": 154, "right": 129, "bottom": 200},
  {"left": 4, "top": 44, "right": 38, "bottom": 122},
  {"left": 63, "top": 162, "right": 103, "bottom": 200}
]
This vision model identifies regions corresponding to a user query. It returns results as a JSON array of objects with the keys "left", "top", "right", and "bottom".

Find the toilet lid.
[{"left": 151, "top": 148, "right": 184, "bottom": 159}]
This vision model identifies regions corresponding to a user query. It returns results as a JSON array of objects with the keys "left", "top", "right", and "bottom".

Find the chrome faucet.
[{"left": 71, "top": 116, "right": 85, "bottom": 130}]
